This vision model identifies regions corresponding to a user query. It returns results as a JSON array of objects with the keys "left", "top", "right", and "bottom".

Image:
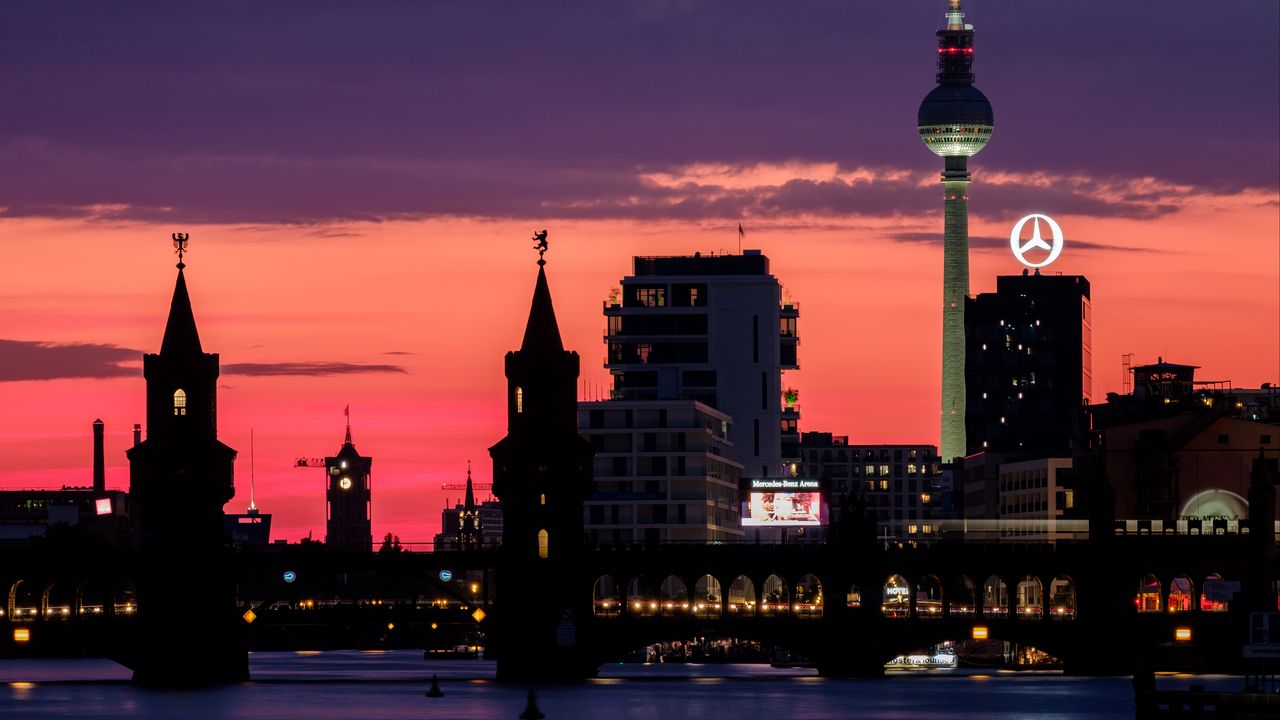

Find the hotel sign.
[{"left": 1010, "top": 213, "right": 1064, "bottom": 268}]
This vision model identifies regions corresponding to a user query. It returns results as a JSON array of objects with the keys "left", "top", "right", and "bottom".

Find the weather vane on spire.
[
  {"left": 532, "top": 229, "right": 548, "bottom": 265},
  {"left": 172, "top": 232, "right": 190, "bottom": 269}
]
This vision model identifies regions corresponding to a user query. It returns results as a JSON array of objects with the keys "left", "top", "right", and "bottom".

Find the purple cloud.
[
  {"left": 0, "top": 339, "right": 139, "bottom": 381},
  {"left": 0, "top": 1, "right": 1273, "bottom": 224}
]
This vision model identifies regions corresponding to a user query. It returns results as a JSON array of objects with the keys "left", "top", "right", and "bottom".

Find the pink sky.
[{"left": 2, "top": 169, "right": 1276, "bottom": 542}]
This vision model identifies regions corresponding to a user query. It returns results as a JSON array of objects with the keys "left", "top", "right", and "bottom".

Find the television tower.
[{"left": 917, "top": 0, "right": 993, "bottom": 461}]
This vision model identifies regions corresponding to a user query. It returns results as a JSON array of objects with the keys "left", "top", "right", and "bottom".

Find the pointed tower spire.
[
  {"left": 464, "top": 460, "right": 476, "bottom": 511},
  {"left": 160, "top": 266, "right": 204, "bottom": 355},
  {"left": 520, "top": 263, "right": 565, "bottom": 355},
  {"left": 344, "top": 404, "right": 352, "bottom": 445}
]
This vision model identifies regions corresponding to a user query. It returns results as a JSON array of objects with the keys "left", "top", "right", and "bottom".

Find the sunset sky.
[{"left": 2, "top": 1, "right": 1276, "bottom": 543}]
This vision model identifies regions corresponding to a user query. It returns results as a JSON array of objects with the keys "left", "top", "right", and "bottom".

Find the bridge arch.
[
  {"left": 77, "top": 580, "right": 108, "bottom": 617},
  {"left": 1048, "top": 576, "right": 1076, "bottom": 620},
  {"left": 883, "top": 574, "right": 910, "bottom": 618},
  {"left": 593, "top": 575, "right": 621, "bottom": 617},
  {"left": 727, "top": 575, "right": 756, "bottom": 616},
  {"left": 43, "top": 579, "right": 77, "bottom": 620},
  {"left": 1168, "top": 575, "right": 1194, "bottom": 613},
  {"left": 1201, "top": 573, "right": 1228, "bottom": 612},
  {"left": 693, "top": 575, "right": 722, "bottom": 619},
  {"left": 627, "top": 576, "right": 656, "bottom": 617},
  {"left": 1016, "top": 575, "right": 1043, "bottom": 620},
  {"left": 761, "top": 574, "right": 788, "bottom": 616},
  {"left": 9, "top": 579, "right": 41, "bottom": 621},
  {"left": 659, "top": 575, "right": 688, "bottom": 616},
  {"left": 916, "top": 575, "right": 942, "bottom": 619},
  {"left": 794, "top": 574, "right": 822, "bottom": 618},
  {"left": 982, "top": 575, "right": 1009, "bottom": 618},
  {"left": 948, "top": 575, "right": 976, "bottom": 617},
  {"left": 1137, "top": 573, "right": 1162, "bottom": 612},
  {"left": 846, "top": 582, "right": 862, "bottom": 608}
]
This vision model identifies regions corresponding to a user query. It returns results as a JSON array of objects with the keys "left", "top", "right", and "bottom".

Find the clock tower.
[{"left": 325, "top": 416, "right": 373, "bottom": 551}]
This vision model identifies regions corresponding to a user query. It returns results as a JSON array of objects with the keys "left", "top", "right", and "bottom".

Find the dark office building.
[{"left": 965, "top": 273, "right": 1091, "bottom": 457}]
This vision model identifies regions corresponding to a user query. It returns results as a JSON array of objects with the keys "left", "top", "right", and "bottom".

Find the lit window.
[
  {"left": 908, "top": 524, "right": 918, "bottom": 534},
  {"left": 637, "top": 343, "right": 651, "bottom": 363},
  {"left": 515, "top": 386, "right": 524, "bottom": 414},
  {"left": 173, "top": 389, "right": 187, "bottom": 416},
  {"left": 923, "top": 524, "right": 932, "bottom": 534},
  {"left": 540, "top": 493, "right": 546, "bottom": 506},
  {"left": 537, "top": 529, "right": 549, "bottom": 559}
]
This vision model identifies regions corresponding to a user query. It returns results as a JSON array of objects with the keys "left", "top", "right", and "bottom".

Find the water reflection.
[{"left": 0, "top": 651, "right": 1240, "bottom": 720}]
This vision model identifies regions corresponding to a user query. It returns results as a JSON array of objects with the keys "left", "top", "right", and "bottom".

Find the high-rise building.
[
  {"left": 579, "top": 399, "right": 743, "bottom": 545},
  {"left": 799, "top": 432, "right": 945, "bottom": 542},
  {"left": 604, "top": 250, "right": 799, "bottom": 480},
  {"left": 965, "top": 273, "right": 1092, "bottom": 456},
  {"left": 917, "top": 0, "right": 995, "bottom": 461},
  {"left": 324, "top": 420, "right": 373, "bottom": 550}
]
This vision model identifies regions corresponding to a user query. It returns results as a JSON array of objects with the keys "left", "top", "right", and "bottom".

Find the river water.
[{"left": 0, "top": 651, "right": 1242, "bottom": 719}]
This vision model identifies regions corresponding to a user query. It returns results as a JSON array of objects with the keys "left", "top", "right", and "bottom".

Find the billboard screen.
[{"left": 742, "top": 479, "right": 825, "bottom": 527}]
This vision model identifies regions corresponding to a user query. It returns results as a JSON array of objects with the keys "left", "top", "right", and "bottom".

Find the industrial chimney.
[{"left": 93, "top": 418, "right": 106, "bottom": 493}]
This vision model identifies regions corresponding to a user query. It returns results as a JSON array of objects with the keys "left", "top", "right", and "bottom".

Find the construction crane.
[{"left": 441, "top": 482, "right": 492, "bottom": 491}]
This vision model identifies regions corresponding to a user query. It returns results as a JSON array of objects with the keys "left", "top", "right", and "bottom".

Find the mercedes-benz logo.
[{"left": 1010, "top": 213, "right": 1064, "bottom": 268}]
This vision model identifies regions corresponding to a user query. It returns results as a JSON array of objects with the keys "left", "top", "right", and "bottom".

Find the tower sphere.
[{"left": 917, "top": 84, "right": 994, "bottom": 158}]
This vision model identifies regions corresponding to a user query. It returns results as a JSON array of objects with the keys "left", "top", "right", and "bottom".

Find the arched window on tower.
[
  {"left": 537, "top": 529, "right": 548, "bottom": 559},
  {"left": 515, "top": 387, "right": 524, "bottom": 414},
  {"left": 173, "top": 389, "right": 187, "bottom": 416}
]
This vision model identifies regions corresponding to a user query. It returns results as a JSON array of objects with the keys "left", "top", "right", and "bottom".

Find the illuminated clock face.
[{"left": 339, "top": 477, "right": 352, "bottom": 490}]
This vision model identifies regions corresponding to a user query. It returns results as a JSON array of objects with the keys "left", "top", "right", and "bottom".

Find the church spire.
[
  {"left": 464, "top": 461, "right": 476, "bottom": 511},
  {"left": 160, "top": 234, "right": 203, "bottom": 356}
]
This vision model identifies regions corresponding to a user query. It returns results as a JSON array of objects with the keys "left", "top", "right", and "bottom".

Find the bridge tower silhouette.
[
  {"left": 489, "top": 249, "right": 596, "bottom": 682},
  {"left": 125, "top": 242, "right": 246, "bottom": 684}
]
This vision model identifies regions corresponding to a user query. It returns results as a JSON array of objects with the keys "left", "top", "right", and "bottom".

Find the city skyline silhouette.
[{"left": 2, "top": 1, "right": 1276, "bottom": 544}]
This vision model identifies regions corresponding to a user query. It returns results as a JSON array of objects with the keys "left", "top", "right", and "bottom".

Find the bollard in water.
[
  {"left": 518, "top": 689, "right": 545, "bottom": 719},
  {"left": 426, "top": 674, "right": 444, "bottom": 698}
]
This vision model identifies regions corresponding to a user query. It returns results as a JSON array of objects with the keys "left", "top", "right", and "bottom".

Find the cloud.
[
  {"left": 0, "top": 339, "right": 140, "bottom": 381},
  {"left": 222, "top": 362, "right": 407, "bottom": 377},
  {"left": 0, "top": 339, "right": 407, "bottom": 381},
  {"left": 884, "top": 231, "right": 1159, "bottom": 253}
]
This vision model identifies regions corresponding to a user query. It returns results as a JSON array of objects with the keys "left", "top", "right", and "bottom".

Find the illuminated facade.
[
  {"left": 324, "top": 423, "right": 373, "bottom": 550},
  {"left": 579, "top": 399, "right": 743, "bottom": 545},
  {"left": 799, "top": 433, "right": 944, "bottom": 542},
  {"left": 917, "top": 0, "right": 994, "bottom": 461},
  {"left": 604, "top": 250, "right": 799, "bottom": 481}
]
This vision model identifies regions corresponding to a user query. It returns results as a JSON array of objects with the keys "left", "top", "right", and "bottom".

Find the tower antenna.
[{"left": 917, "top": 0, "right": 993, "bottom": 461}]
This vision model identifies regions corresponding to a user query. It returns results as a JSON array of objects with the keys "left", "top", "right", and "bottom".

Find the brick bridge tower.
[
  {"left": 489, "top": 246, "right": 596, "bottom": 682},
  {"left": 126, "top": 237, "right": 245, "bottom": 684}
]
